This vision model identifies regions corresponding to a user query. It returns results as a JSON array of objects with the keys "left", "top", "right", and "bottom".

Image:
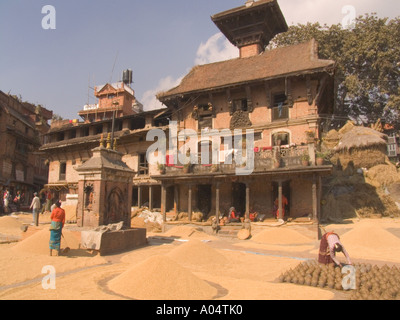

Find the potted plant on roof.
[
  {"left": 183, "top": 162, "right": 191, "bottom": 174},
  {"left": 301, "top": 152, "right": 310, "bottom": 166},
  {"left": 315, "top": 151, "right": 325, "bottom": 166},
  {"left": 157, "top": 162, "right": 166, "bottom": 174}
]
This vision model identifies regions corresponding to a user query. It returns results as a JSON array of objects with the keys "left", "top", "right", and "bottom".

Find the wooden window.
[
  {"left": 197, "top": 104, "right": 213, "bottom": 130},
  {"left": 272, "top": 132, "right": 290, "bottom": 146},
  {"left": 271, "top": 93, "right": 288, "bottom": 121},
  {"left": 138, "top": 153, "right": 148, "bottom": 176},
  {"left": 59, "top": 162, "right": 66, "bottom": 181},
  {"left": 82, "top": 127, "right": 90, "bottom": 137},
  {"left": 69, "top": 129, "right": 76, "bottom": 139},
  {"left": 233, "top": 99, "right": 248, "bottom": 112}
]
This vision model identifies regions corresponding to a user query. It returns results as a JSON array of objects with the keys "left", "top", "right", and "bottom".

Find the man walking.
[{"left": 30, "top": 192, "right": 41, "bottom": 226}]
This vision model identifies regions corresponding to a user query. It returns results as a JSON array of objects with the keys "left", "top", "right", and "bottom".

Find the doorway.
[
  {"left": 272, "top": 180, "right": 291, "bottom": 217},
  {"left": 232, "top": 182, "right": 246, "bottom": 217},
  {"left": 197, "top": 184, "right": 212, "bottom": 218}
]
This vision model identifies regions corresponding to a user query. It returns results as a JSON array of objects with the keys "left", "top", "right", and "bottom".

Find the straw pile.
[
  {"left": 251, "top": 227, "right": 313, "bottom": 245},
  {"left": 108, "top": 255, "right": 218, "bottom": 300},
  {"left": 336, "top": 126, "right": 387, "bottom": 152},
  {"left": 11, "top": 228, "right": 81, "bottom": 255},
  {"left": 167, "top": 239, "right": 228, "bottom": 266}
]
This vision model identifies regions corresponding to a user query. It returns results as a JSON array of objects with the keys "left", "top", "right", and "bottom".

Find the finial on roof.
[
  {"left": 100, "top": 134, "right": 104, "bottom": 148},
  {"left": 113, "top": 138, "right": 117, "bottom": 151},
  {"left": 245, "top": 0, "right": 255, "bottom": 7},
  {"left": 106, "top": 133, "right": 111, "bottom": 149}
]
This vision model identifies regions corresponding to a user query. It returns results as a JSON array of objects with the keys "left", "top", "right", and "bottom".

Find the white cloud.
[
  {"left": 141, "top": 75, "right": 183, "bottom": 111},
  {"left": 141, "top": 32, "right": 239, "bottom": 111},
  {"left": 194, "top": 32, "right": 239, "bottom": 65}
]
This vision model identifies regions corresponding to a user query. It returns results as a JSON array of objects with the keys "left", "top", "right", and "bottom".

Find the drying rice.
[
  {"left": 163, "top": 225, "right": 218, "bottom": 241},
  {"left": 11, "top": 228, "right": 81, "bottom": 255},
  {"left": 0, "top": 216, "right": 23, "bottom": 235},
  {"left": 167, "top": 239, "right": 228, "bottom": 266},
  {"left": 108, "top": 255, "right": 218, "bottom": 300},
  {"left": 251, "top": 227, "right": 314, "bottom": 245}
]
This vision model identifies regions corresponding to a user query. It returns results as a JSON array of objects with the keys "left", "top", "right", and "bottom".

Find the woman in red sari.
[{"left": 49, "top": 201, "right": 66, "bottom": 256}]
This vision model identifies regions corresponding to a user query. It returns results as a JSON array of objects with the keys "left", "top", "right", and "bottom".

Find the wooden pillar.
[
  {"left": 215, "top": 182, "right": 220, "bottom": 222},
  {"left": 245, "top": 182, "right": 250, "bottom": 220},
  {"left": 148, "top": 185, "right": 153, "bottom": 211},
  {"left": 161, "top": 184, "right": 166, "bottom": 222},
  {"left": 188, "top": 184, "right": 192, "bottom": 221},
  {"left": 312, "top": 174, "right": 318, "bottom": 222},
  {"left": 317, "top": 175, "right": 322, "bottom": 221},
  {"left": 137, "top": 186, "right": 142, "bottom": 208},
  {"left": 278, "top": 180, "right": 283, "bottom": 220},
  {"left": 174, "top": 185, "right": 179, "bottom": 215}
]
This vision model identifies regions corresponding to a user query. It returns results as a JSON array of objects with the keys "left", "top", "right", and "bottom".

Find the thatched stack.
[
  {"left": 327, "top": 122, "right": 389, "bottom": 169},
  {"left": 335, "top": 126, "right": 388, "bottom": 153}
]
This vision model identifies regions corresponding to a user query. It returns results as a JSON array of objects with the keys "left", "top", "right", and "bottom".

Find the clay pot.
[{"left": 311, "top": 279, "right": 318, "bottom": 287}]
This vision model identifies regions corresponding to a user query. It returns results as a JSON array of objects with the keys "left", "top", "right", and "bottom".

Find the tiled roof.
[{"left": 158, "top": 39, "right": 335, "bottom": 100}]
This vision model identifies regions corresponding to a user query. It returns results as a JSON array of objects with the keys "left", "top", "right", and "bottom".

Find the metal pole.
[{"left": 111, "top": 108, "right": 116, "bottom": 149}]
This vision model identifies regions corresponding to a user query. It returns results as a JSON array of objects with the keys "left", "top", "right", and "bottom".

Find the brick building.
[
  {"left": 154, "top": 0, "right": 336, "bottom": 222},
  {"left": 0, "top": 90, "right": 53, "bottom": 210},
  {"left": 39, "top": 75, "right": 170, "bottom": 212},
  {"left": 40, "top": 0, "right": 337, "bottom": 225}
]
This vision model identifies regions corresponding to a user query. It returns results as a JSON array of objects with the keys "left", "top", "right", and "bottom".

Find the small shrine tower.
[
  {"left": 76, "top": 133, "right": 135, "bottom": 228},
  {"left": 211, "top": 0, "right": 288, "bottom": 58}
]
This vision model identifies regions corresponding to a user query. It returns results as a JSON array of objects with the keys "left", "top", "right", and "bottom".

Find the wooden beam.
[
  {"left": 174, "top": 185, "right": 179, "bottom": 215},
  {"left": 245, "top": 182, "right": 250, "bottom": 220},
  {"left": 278, "top": 180, "right": 283, "bottom": 220},
  {"left": 312, "top": 174, "right": 318, "bottom": 222},
  {"left": 188, "top": 184, "right": 192, "bottom": 221},
  {"left": 149, "top": 185, "right": 153, "bottom": 211},
  {"left": 215, "top": 182, "right": 220, "bottom": 222},
  {"left": 246, "top": 85, "right": 253, "bottom": 112},
  {"left": 227, "top": 88, "right": 233, "bottom": 115},
  {"left": 161, "top": 184, "right": 166, "bottom": 222},
  {"left": 137, "top": 186, "right": 142, "bottom": 208},
  {"left": 264, "top": 82, "right": 271, "bottom": 107}
]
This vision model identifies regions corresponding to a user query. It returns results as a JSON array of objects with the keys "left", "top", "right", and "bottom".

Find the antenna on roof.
[{"left": 110, "top": 51, "right": 119, "bottom": 83}]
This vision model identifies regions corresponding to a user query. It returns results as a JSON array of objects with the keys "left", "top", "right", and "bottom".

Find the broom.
[{"left": 61, "top": 233, "right": 71, "bottom": 254}]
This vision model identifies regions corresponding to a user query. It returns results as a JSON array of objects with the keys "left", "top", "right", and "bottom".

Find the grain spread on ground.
[
  {"left": 162, "top": 225, "right": 218, "bottom": 241},
  {"left": 11, "top": 228, "right": 81, "bottom": 256},
  {"left": 0, "top": 216, "right": 23, "bottom": 235},
  {"left": 250, "top": 227, "right": 314, "bottom": 245},
  {"left": 0, "top": 218, "right": 399, "bottom": 300},
  {"left": 338, "top": 223, "right": 400, "bottom": 263},
  {"left": 108, "top": 255, "right": 218, "bottom": 300},
  {"left": 167, "top": 239, "right": 228, "bottom": 266}
]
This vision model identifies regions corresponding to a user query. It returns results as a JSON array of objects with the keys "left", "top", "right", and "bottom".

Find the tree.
[
  {"left": 52, "top": 113, "right": 63, "bottom": 121},
  {"left": 268, "top": 14, "right": 400, "bottom": 128}
]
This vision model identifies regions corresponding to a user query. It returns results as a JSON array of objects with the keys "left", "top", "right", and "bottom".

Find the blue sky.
[{"left": 1, "top": 0, "right": 399, "bottom": 120}]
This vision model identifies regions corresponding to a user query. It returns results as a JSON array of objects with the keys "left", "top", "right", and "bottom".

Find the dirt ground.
[{"left": 0, "top": 212, "right": 399, "bottom": 301}]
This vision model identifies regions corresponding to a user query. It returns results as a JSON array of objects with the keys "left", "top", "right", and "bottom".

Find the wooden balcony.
[{"left": 161, "top": 145, "right": 326, "bottom": 177}]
